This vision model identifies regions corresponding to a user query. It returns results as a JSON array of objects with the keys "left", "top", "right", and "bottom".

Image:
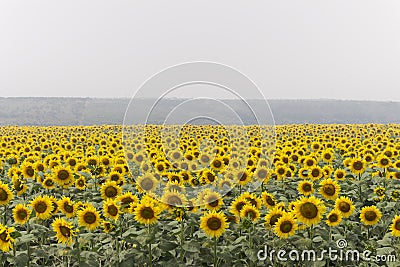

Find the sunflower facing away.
[
  {"left": 52, "top": 217, "right": 75, "bottom": 246},
  {"left": 200, "top": 210, "right": 229, "bottom": 238}
]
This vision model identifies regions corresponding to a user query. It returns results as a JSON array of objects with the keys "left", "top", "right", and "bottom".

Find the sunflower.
[
  {"left": 58, "top": 197, "right": 76, "bottom": 218},
  {"left": 136, "top": 173, "right": 158, "bottom": 194},
  {"left": 103, "top": 199, "right": 120, "bottom": 221},
  {"left": 265, "top": 206, "right": 285, "bottom": 228},
  {"left": 230, "top": 196, "right": 250, "bottom": 217},
  {"left": 78, "top": 205, "right": 101, "bottom": 231},
  {"left": 308, "top": 166, "right": 323, "bottom": 180},
  {"left": 390, "top": 215, "right": 400, "bottom": 237},
  {"left": 326, "top": 209, "right": 342, "bottom": 227},
  {"left": 100, "top": 180, "right": 122, "bottom": 200},
  {"left": 254, "top": 166, "right": 269, "bottom": 182},
  {"left": 31, "top": 195, "right": 53, "bottom": 220},
  {"left": 334, "top": 196, "right": 355, "bottom": 218},
  {"left": 333, "top": 169, "right": 346, "bottom": 180},
  {"left": 321, "top": 150, "right": 334, "bottom": 163},
  {"left": 274, "top": 213, "right": 298, "bottom": 239},
  {"left": 42, "top": 176, "right": 56, "bottom": 190},
  {"left": 53, "top": 166, "right": 74, "bottom": 187},
  {"left": 200, "top": 169, "right": 217, "bottom": 184},
  {"left": 204, "top": 191, "right": 224, "bottom": 211},
  {"left": 0, "top": 224, "right": 15, "bottom": 252},
  {"left": 108, "top": 171, "right": 124, "bottom": 185},
  {"left": 377, "top": 154, "right": 391, "bottom": 168},
  {"left": 294, "top": 196, "right": 326, "bottom": 226},
  {"left": 349, "top": 158, "right": 366, "bottom": 175},
  {"left": 161, "top": 190, "right": 187, "bottom": 208},
  {"left": 319, "top": 178, "right": 340, "bottom": 200},
  {"left": 199, "top": 153, "right": 212, "bottom": 166},
  {"left": 12, "top": 204, "right": 31, "bottom": 225},
  {"left": 102, "top": 220, "right": 114, "bottom": 233},
  {"left": 240, "top": 204, "right": 260, "bottom": 222},
  {"left": 298, "top": 180, "right": 314, "bottom": 196},
  {"left": 261, "top": 192, "right": 277, "bottom": 209},
  {"left": 200, "top": 210, "right": 228, "bottom": 238},
  {"left": 0, "top": 182, "right": 13, "bottom": 206},
  {"left": 134, "top": 201, "right": 162, "bottom": 225},
  {"left": 52, "top": 217, "right": 74, "bottom": 246},
  {"left": 360, "top": 205, "right": 382, "bottom": 226},
  {"left": 75, "top": 176, "right": 86, "bottom": 190},
  {"left": 117, "top": 192, "right": 139, "bottom": 213},
  {"left": 210, "top": 157, "right": 225, "bottom": 172},
  {"left": 242, "top": 192, "right": 262, "bottom": 209},
  {"left": 21, "top": 161, "right": 35, "bottom": 179}
]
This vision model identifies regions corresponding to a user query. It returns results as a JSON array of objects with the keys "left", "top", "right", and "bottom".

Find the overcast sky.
[{"left": 1, "top": 1, "right": 400, "bottom": 100}]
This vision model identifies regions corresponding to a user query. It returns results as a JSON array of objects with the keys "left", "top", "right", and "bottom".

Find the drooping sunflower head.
[{"left": 360, "top": 205, "right": 382, "bottom": 226}]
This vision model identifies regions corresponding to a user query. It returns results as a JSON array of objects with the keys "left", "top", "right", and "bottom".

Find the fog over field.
[{"left": 0, "top": 98, "right": 399, "bottom": 126}]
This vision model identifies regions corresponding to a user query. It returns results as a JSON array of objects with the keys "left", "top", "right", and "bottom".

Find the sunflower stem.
[
  {"left": 27, "top": 221, "right": 31, "bottom": 267},
  {"left": 148, "top": 224, "right": 153, "bottom": 267},
  {"left": 213, "top": 236, "right": 218, "bottom": 267},
  {"left": 179, "top": 215, "right": 185, "bottom": 263}
]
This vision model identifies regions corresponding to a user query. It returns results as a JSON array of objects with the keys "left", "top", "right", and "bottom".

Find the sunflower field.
[{"left": 0, "top": 123, "right": 400, "bottom": 266}]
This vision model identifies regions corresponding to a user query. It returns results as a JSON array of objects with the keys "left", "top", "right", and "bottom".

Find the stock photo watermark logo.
[
  {"left": 122, "top": 61, "right": 276, "bottom": 207},
  {"left": 257, "top": 239, "right": 397, "bottom": 264}
]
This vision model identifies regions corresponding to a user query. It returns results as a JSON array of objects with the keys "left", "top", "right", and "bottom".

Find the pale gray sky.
[{"left": 1, "top": 1, "right": 400, "bottom": 100}]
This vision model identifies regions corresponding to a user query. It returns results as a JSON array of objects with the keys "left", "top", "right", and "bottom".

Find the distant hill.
[{"left": 0, "top": 97, "right": 399, "bottom": 126}]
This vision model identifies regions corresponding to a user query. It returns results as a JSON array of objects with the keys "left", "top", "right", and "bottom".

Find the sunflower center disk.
[
  {"left": 58, "top": 170, "right": 69, "bottom": 180},
  {"left": 108, "top": 206, "right": 118, "bottom": 216},
  {"left": 36, "top": 202, "right": 47, "bottom": 213},
  {"left": 365, "top": 211, "right": 377, "bottom": 221},
  {"left": 17, "top": 211, "right": 27, "bottom": 220},
  {"left": 0, "top": 189, "right": 8, "bottom": 201},
  {"left": 329, "top": 214, "right": 338, "bottom": 222},
  {"left": 141, "top": 207, "right": 155, "bottom": 219},
  {"left": 84, "top": 212, "right": 97, "bottom": 224},
  {"left": 0, "top": 231, "right": 8, "bottom": 242},
  {"left": 323, "top": 185, "right": 336, "bottom": 196},
  {"left": 395, "top": 221, "right": 400, "bottom": 230},
  {"left": 300, "top": 202, "right": 318, "bottom": 219},
  {"left": 60, "top": 226, "right": 71, "bottom": 237},
  {"left": 207, "top": 217, "right": 222, "bottom": 231},
  {"left": 270, "top": 214, "right": 282, "bottom": 226},
  {"left": 280, "top": 221, "right": 293, "bottom": 233},
  {"left": 105, "top": 187, "right": 117, "bottom": 198},
  {"left": 339, "top": 202, "right": 350, "bottom": 212}
]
